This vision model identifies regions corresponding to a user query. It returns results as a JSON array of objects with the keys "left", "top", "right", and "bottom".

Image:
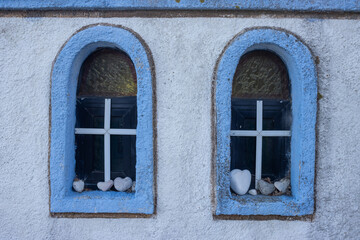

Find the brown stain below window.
[
  {"left": 232, "top": 50, "right": 290, "bottom": 100},
  {"left": 77, "top": 48, "right": 137, "bottom": 97}
]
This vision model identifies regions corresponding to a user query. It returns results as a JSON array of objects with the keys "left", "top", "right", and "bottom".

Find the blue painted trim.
[
  {"left": 215, "top": 28, "right": 317, "bottom": 216},
  {"left": 50, "top": 25, "right": 155, "bottom": 214},
  {"left": 0, "top": 0, "right": 359, "bottom": 12}
]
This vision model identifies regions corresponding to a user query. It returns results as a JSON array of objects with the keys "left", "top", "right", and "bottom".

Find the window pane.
[
  {"left": 110, "top": 135, "right": 136, "bottom": 181},
  {"left": 230, "top": 136, "right": 256, "bottom": 189},
  {"left": 232, "top": 50, "right": 290, "bottom": 100},
  {"left": 75, "top": 135, "right": 104, "bottom": 189},
  {"left": 111, "top": 97, "right": 137, "bottom": 129},
  {"left": 231, "top": 99, "right": 256, "bottom": 130},
  {"left": 262, "top": 137, "right": 291, "bottom": 181},
  {"left": 75, "top": 48, "right": 138, "bottom": 190},
  {"left": 231, "top": 50, "right": 292, "bottom": 193},
  {"left": 76, "top": 98, "right": 104, "bottom": 128},
  {"left": 263, "top": 100, "right": 292, "bottom": 130},
  {"left": 77, "top": 48, "right": 137, "bottom": 97}
]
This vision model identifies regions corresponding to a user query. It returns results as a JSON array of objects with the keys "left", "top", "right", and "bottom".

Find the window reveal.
[
  {"left": 230, "top": 50, "right": 292, "bottom": 192},
  {"left": 75, "top": 48, "right": 137, "bottom": 190}
]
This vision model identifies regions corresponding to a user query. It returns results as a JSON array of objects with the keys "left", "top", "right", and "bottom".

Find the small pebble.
[
  {"left": 248, "top": 189, "right": 257, "bottom": 195},
  {"left": 131, "top": 181, "right": 136, "bottom": 192}
]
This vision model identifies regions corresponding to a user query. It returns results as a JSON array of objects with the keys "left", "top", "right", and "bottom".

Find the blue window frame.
[
  {"left": 50, "top": 25, "right": 155, "bottom": 214},
  {"left": 214, "top": 28, "right": 317, "bottom": 216}
]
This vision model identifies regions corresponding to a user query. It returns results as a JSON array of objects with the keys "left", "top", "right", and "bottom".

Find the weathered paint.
[
  {"left": 215, "top": 28, "right": 317, "bottom": 216},
  {"left": 0, "top": 0, "right": 360, "bottom": 12},
  {"left": 50, "top": 25, "right": 155, "bottom": 213}
]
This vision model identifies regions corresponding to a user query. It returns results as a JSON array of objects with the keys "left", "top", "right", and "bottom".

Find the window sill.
[
  {"left": 216, "top": 194, "right": 313, "bottom": 216},
  {"left": 51, "top": 191, "right": 154, "bottom": 214}
]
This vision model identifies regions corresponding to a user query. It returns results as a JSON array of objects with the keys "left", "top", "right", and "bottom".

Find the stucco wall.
[{"left": 0, "top": 17, "right": 359, "bottom": 239}]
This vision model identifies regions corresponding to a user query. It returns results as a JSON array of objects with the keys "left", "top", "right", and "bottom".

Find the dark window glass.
[
  {"left": 75, "top": 134, "right": 104, "bottom": 188},
  {"left": 262, "top": 137, "right": 291, "bottom": 180},
  {"left": 111, "top": 97, "right": 137, "bottom": 129},
  {"left": 231, "top": 50, "right": 291, "bottom": 185},
  {"left": 76, "top": 98, "right": 104, "bottom": 129},
  {"left": 75, "top": 48, "right": 137, "bottom": 190},
  {"left": 262, "top": 100, "right": 291, "bottom": 131},
  {"left": 231, "top": 136, "right": 256, "bottom": 188},
  {"left": 110, "top": 97, "right": 137, "bottom": 181},
  {"left": 110, "top": 135, "right": 136, "bottom": 180},
  {"left": 231, "top": 99, "right": 257, "bottom": 131}
]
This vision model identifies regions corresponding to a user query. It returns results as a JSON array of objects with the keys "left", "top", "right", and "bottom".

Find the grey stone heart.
[
  {"left": 274, "top": 178, "right": 290, "bottom": 193},
  {"left": 72, "top": 179, "right": 84, "bottom": 193},
  {"left": 97, "top": 180, "right": 114, "bottom": 191},
  {"left": 258, "top": 180, "right": 275, "bottom": 195},
  {"left": 114, "top": 177, "right": 132, "bottom": 192}
]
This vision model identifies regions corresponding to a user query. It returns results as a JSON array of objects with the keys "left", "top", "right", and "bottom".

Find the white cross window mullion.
[
  {"left": 230, "top": 100, "right": 291, "bottom": 189},
  {"left": 255, "top": 100, "right": 263, "bottom": 188},
  {"left": 104, "top": 99, "right": 111, "bottom": 181},
  {"left": 75, "top": 98, "right": 137, "bottom": 182}
]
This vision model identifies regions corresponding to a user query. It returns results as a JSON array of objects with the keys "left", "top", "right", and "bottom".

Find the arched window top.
[
  {"left": 50, "top": 25, "right": 155, "bottom": 215},
  {"left": 232, "top": 50, "right": 290, "bottom": 100},
  {"left": 77, "top": 48, "right": 137, "bottom": 97},
  {"left": 214, "top": 28, "right": 317, "bottom": 217}
]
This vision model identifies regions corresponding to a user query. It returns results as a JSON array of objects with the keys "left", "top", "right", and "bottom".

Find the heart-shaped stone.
[
  {"left": 274, "top": 178, "right": 290, "bottom": 193},
  {"left": 114, "top": 177, "right": 133, "bottom": 192},
  {"left": 258, "top": 179, "right": 275, "bottom": 195},
  {"left": 230, "top": 169, "right": 251, "bottom": 195},
  {"left": 72, "top": 179, "right": 84, "bottom": 193},
  {"left": 97, "top": 180, "right": 114, "bottom": 191}
]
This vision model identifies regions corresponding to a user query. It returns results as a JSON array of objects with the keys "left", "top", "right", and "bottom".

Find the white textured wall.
[{"left": 0, "top": 17, "right": 359, "bottom": 240}]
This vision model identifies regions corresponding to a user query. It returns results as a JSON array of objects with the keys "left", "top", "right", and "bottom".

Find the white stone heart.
[
  {"left": 230, "top": 169, "right": 251, "bottom": 195},
  {"left": 258, "top": 180, "right": 275, "bottom": 195},
  {"left": 97, "top": 180, "right": 114, "bottom": 191},
  {"left": 248, "top": 189, "right": 257, "bottom": 196},
  {"left": 274, "top": 178, "right": 290, "bottom": 193},
  {"left": 114, "top": 177, "right": 132, "bottom": 192},
  {"left": 72, "top": 179, "right": 84, "bottom": 193}
]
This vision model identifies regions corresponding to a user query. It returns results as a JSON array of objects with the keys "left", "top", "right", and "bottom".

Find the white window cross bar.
[
  {"left": 74, "top": 98, "right": 136, "bottom": 181},
  {"left": 229, "top": 100, "right": 291, "bottom": 189},
  {"left": 75, "top": 128, "right": 137, "bottom": 135}
]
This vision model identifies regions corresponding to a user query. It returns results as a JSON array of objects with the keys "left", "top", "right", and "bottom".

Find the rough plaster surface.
[{"left": 0, "top": 17, "right": 359, "bottom": 239}]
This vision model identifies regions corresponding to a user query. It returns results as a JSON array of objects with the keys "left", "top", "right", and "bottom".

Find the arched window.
[
  {"left": 75, "top": 48, "right": 137, "bottom": 189},
  {"left": 231, "top": 50, "right": 291, "bottom": 190},
  {"left": 50, "top": 25, "right": 155, "bottom": 215},
  {"left": 214, "top": 28, "right": 317, "bottom": 217}
]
